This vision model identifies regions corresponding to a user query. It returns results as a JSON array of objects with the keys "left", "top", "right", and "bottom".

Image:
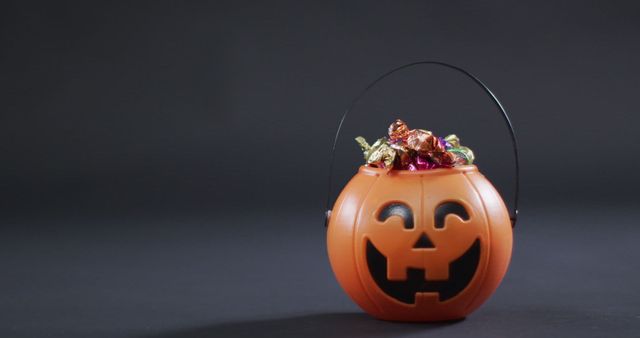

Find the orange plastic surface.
[{"left": 327, "top": 165, "right": 512, "bottom": 322}]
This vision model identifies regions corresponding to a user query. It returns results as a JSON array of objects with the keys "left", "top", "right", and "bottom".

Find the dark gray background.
[{"left": 1, "top": 1, "right": 639, "bottom": 337}]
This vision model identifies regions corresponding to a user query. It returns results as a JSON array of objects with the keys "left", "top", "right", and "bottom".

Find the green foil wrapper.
[
  {"left": 458, "top": 146, "right": 475, "bottom": 164},
  {"left": 448, "top": 146, "right": 475, "bottom": 165}
]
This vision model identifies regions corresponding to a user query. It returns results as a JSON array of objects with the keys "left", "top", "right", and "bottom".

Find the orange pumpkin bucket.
[{"left": 325, "top": 62, "right": 520, "bottom": 322}]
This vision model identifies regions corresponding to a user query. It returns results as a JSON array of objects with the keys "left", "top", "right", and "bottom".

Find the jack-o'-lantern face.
[
  {"left": 327, "top": 165, "right": 512, "bottom": 322},
  {"left": 355, "top": 169, "right": 489, "bottom": 310},
  {"left": 366, "top": 201, "right": 479, "bottom": 304}
]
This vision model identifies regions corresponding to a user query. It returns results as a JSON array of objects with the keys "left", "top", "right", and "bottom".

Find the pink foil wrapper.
[{"left": 415, "top": 155, "right": 436, "bottom": 170}]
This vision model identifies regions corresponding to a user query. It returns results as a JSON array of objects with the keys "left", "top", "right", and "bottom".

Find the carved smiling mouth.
[{"left": 366, "top": 238, "right": 481, "bottom": 304}]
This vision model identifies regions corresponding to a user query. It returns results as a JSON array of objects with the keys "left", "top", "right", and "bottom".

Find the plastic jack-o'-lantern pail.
[{"left": 325, "top": 61, "right": 520, "bottom": 322}]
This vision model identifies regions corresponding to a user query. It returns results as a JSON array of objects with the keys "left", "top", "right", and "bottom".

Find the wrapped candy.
[
  {"left": 406, "top": 129, "right": 445, "bottom": 154},
  {"left": 355, "top": 119, "right": 476, "bottom": 171},
  {"left": 414, "top": 155, "right": 436, "bottom": 170},
  {"left": 355, "top": 137, "right": 396, "bottom": 168},
  {"left": 367, "top": 144, "right": 396, "bottom": 168},
  {"left": 388, "top": 119, "right": 410, "bottom": 142},
  {"left": 444, "top": 134, "right": 460, "bottom": 148},
  {"left": 449, "top": 146, "right": 475, "bottom": 165},
  {"left": 431, "top": 151, "right": 455, "bottom": 168},
  {"left": 355, "top": 136, "right": 371, "bottom": 161},
  {"left": 390, "top": 143, "right": 412, "bottom": 169}
]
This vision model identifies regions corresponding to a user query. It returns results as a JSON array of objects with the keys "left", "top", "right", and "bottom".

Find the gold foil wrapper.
[
  {"left": 444, "top": 134, "right": 460, "bottom": 148},
  {"left": 355, "top": 137, "right": 395, "bottom": 168},
  {"left": 355, "top": 136, "right": 371, "bottom": 160},
  {"left": 367, "top": 138, "right": 396, "bottom": 168}
]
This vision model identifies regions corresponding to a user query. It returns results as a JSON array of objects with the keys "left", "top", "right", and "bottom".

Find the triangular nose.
[{"left": 413, "top": 232, "right": 435, "bottom": 249}]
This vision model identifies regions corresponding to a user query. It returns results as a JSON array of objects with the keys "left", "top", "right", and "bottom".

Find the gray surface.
[{"left": 2, "top": 206, "right": 639, "bottom": 337}]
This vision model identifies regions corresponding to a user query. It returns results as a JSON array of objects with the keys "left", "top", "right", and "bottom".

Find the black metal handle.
[{"left": 325, "top": 61, "right": 520, "bottom": 228}]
